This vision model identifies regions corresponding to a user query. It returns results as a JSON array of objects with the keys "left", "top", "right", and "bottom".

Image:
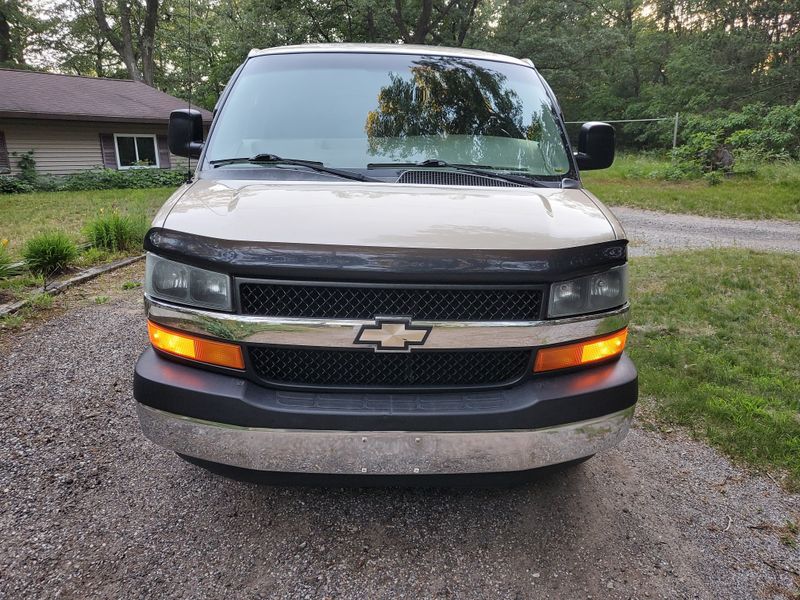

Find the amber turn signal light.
[
  {"left": 148, "top": 321, "right": 245, "bottom": 370},
  {"left": 534, "top": 328, "right": 628, "bottom": 373}
]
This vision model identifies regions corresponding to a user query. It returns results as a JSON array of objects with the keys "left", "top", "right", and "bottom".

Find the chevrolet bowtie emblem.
[{"left": 354, "top": 317, "right": 432, "bottom": 352}]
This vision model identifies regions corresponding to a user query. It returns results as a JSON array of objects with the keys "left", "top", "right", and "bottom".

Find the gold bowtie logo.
[{"left": 354, "top": 317, "right": 432, "bottom": 352}]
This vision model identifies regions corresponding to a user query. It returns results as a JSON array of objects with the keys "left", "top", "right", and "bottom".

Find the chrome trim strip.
[
  {"left": 145, "top": 297, "right": 629, "bottom": 349},
  {"left": 136, "top": 403, "right": 634, "bottom": 475}
]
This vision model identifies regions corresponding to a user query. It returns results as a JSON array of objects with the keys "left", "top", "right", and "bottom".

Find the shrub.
[
  {"left": 669, "top": 132, "right": 729, "bottom": 176},
  {"left": 0, "top": 167, "right": 187, "bottom": 194},
  {"left": 58, "top": 168, "right": 187, "bottom": 191},
  {"left": 679, "top": 101, "right": 800, "bottom": 161},
  {"left": 84, "top": 212, "right": 148, "bottom": 252},
  {"left": 0, "top": 175, "right": 34, "bottom": 194},
  {"left": 0, "top": 243, "right": 16, "bottom": 279},
  {"left": 22, "top": 231, "right": 79, "bottom": 276},
  {"left": 15, "top": 150, "right": 37, "bottom": 183},
  {"left": 703, "top": 171, "right": 723, "bottom": 186},
  {"left": 726, "top": 128, "right": 793, "bottom": 160},
  {"left": 78, "top": 246, "right": 110, "bottom": 266}
]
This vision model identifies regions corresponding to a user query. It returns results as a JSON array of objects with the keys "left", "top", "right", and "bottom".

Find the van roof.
[{"left": 248, "top": 43, "right": 532, "bottom": 68}]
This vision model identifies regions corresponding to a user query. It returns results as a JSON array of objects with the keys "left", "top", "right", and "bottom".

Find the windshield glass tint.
[{"left": 206, "top": 52, "right": 571, "bottom": 176}]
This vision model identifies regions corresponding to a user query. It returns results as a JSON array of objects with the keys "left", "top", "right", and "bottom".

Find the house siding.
[{"left": 0, "top": 119, "right": 189, "bottom": 176}]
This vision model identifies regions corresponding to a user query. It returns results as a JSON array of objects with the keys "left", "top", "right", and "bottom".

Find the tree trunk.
[
  {"left": 457, "top": 0, "right": 480, "bottom": 46},
  {"left": 411, "top": 0, "right": 433, "bottom": 43},
  {"left": 117, "top": 0, "right": 142, "bottom": 81},
  {"left": 93, "top": 0, "right": 159, "bottom": 85},
  {"left": 365, "top": 7, "right": 377, "bottom": 42},
  {"left": 93, "top": 0, "right": 139, "bottom": 80},
  {"left": 0, "top": 5, "right": 11, "bottom": 66},
  {"left": 139, "top": 0, "right": 159, "bottom": 86},
  {"left": 94, "top": 38, "right": 105, "bottom": 77}
]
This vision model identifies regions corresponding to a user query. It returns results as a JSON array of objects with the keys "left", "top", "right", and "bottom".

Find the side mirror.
[
  {"left": 168, "top": 109, "right": 204, "bottom": 159},
  {"left": 575, "top": 122, "right": 615, "bottom": 170}
]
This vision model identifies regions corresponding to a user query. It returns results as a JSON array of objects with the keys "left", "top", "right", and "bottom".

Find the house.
[{"left": 0, "top": 69, "right": 212, "bottom": 176}]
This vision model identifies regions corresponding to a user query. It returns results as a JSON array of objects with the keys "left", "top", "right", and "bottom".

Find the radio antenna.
[{"left": 186, "top": 0, "right": 193, "bottom": 180}]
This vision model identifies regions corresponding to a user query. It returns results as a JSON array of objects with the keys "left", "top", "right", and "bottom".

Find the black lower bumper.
[{"left": 133, "top": 348, "right": 638, "bottom": 432}]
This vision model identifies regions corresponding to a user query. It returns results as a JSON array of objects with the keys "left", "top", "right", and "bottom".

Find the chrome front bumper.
[{"left": 136, "top": 403, "right": 634, "bottom": 475}]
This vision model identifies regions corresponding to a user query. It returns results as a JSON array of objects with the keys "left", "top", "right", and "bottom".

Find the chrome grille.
[
  {"left": 248, "top": 347, "right": 531, "bottom": 389},
  {"left": 239, "top": 282, "right": 543, "bottom": 321}
]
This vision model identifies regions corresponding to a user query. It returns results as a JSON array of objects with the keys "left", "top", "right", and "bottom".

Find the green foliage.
[
  {"left": 0, "top": 1, "right": 52, "bottom": 69},
  {"left": 78, "top": 246, "right": 112, "bottom": 267},
  {"left": 583, "top": 156, "right": 800, "bottom": 220},
  {"left": 0, "top": 175, "right": 34, "bottom": 194},
  {"left": 681, "top": 102, "right": 800, "bottom": 161},
  {"left": 0, "top": 187, "right": 170, "bottom": 259},
  {"left": 84, "top": 212, "right": 148, "bottom": 252},
  {"left": 22, "top": 231, "right": 79, "bottom": 276},
  {"left": 15, "top": 150, "right": 38, "bottom": 183},
  {"left": 29, "top": 292, "right": 54, "bottom": 309},
  {"left": 0, "top": 168, "right": 186, "bottom": 195},
  {"left": 672, "top": 133, "right": 718, "bottom": 175},
  {"left": 0, "top": 244, "right": 17, "bottom": 279},
  {"left": 55, "top": 168, "right": 187, "bottom": 191},
  {"left": 12, "top": 0, "right": 800, "bottom": 162},
  {"left": 630, "top": 250, "right": 800, "bottom": 489}
]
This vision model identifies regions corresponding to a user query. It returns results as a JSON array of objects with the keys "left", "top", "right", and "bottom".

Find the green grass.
[
  {"left": 0, "top": 187, "right": 174, "bottom": 259},
  {"left": 584, "top": 155, "right": 800, "bottom": 220},
  {"left": 629, "top": 249, "right": 800, "bottom": 488}
]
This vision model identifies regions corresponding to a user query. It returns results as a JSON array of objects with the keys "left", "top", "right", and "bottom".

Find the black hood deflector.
[{"left": 144, "top": 228, "right": 627, "bottom": 284}]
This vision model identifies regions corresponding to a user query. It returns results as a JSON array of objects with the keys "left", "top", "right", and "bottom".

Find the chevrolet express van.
[{"left": 134, "top": 44, "right": 636, "bottom": 482}]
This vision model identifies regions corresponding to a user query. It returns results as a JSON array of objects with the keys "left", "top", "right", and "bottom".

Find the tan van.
[{"left": 134, "top": 44, "right": 636, "bottom": 483}]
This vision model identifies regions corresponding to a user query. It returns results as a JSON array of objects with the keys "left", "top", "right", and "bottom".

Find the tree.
[
  {"left": 0, "top": 0, "right": 51, "bottom": 68},
  {"left": 8, "top": 0, "right": 799, "bottom": 152},
  {"left": 92, "top": 0, "right": 159, "bottom": 85}
]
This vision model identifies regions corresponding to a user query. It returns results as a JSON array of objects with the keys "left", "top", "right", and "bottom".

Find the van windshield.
[{"left": 205, "top": 52, "right": 572, "bottom": 178}]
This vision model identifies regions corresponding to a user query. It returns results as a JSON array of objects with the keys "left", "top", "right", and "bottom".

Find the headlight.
[
  {"left": 145, "top": 253, "right": 231, "bottom": 311},
  {"left": 547, "top": 264, "right": 628, "bottom": 318}
]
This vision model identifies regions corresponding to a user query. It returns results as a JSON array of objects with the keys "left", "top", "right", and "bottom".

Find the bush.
[
  {"left": 0, "top": 175, "right": 34, "bottom": 194},
  {"left": 15, "top": 150, "right": 38, "bottom": 183},
  {"left": 0, "top": 243, "right": 16, "bottom": 279},
  {"left": 58, "top": 168, "right": 187, "bottom": 191},
  {"left": 22, "top": 231, "right": 79, "bottom": 276},
  {"left": 680, "top": 101, "right": 800, "bottom": 161},
  {"left": 84, "top": 212, "right": 148, "bottom": 252},
  {"left": 703, "top": 171, "right": 723, "bottom": 186},
  {"left": 0, "top": 167, "right": 187, "bottom": 194}
]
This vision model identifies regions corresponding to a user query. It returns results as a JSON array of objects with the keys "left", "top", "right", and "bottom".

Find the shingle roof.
[{"left": 0, "top": 69, "right": 213, "bottom": 124}]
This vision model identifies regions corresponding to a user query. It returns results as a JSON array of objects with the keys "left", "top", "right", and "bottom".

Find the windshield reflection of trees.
[{"left": 364, "top": 56, "right": 563, "bottom": 172}]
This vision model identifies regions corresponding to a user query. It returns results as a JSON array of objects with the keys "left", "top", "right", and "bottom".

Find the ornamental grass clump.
[
  {"left": 22, "top": 231, "right": 79, "bottom": 276},
  {"left": 0, "top": 240, "right": 16, "bottom": 279},
  {"left": 84, "top": 212, "right": 148, "bottom": 253}
]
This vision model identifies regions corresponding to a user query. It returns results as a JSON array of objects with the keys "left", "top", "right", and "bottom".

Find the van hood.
[{"left": 160, "top": 179, "right": 619, "bottom": 251}]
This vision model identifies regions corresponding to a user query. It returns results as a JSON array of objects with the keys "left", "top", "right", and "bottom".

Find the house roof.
[{"left": 0, "top": 69, "right": 213, "bottom": 124}]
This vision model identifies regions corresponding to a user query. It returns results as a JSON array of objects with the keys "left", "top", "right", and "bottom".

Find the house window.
[{"left": 114, "top": 134, "right": 159, "bottom": 169}]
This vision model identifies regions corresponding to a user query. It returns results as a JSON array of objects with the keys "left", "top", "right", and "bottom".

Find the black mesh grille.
[
  {"left": 248, "top": 347, "right": 531, "bottom": 389},
  {"left": 239, "top": 283, "right": 543, "bottom": 321},
  {"left": 397, "top": 170, "right": 523, "bottom": 187}
]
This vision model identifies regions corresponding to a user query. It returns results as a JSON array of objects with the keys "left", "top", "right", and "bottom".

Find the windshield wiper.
[
  {"left": 367, "top": 159, "right": 550, "bottom": 188},
  {"left": 210, "top": 154, "right": 382, "bottom": 183}
]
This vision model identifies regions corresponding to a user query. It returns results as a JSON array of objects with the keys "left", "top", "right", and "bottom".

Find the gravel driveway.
[
  {"left": 1, "top": 264, "right": 799, "bottom": 600},
  {"left": 614, "top": 207, "right": 800, "bottom": 256}
]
